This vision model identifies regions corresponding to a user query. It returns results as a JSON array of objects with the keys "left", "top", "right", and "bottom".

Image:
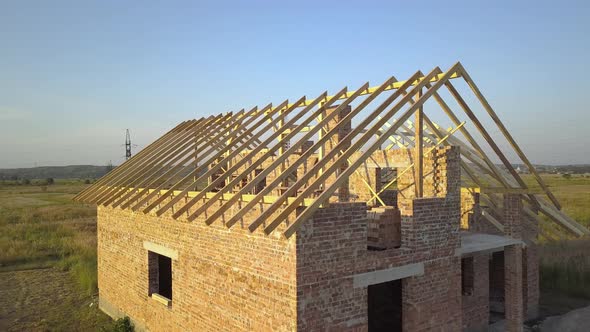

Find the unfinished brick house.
[{"left": 75, "top": 62, "right": 588, "bottom": 332}]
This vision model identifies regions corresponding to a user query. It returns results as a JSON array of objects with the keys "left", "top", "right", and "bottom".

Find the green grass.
[
  {"left": 0, "top": 181, "right": 99, "bottom": 296},
  {"left": 521, "top": 173, "right": 590, "bottom": 227},
  {"left": 519, "top": 174, "right": 590, "bottom": 300},
  {"left": 539, "top": 239, "right": 590, "bottom": 299},
  {"left": 0, "top": 179, "right": 113, "bottom": 330},
  {"left": 1, "top": 174, "right": 589, "bottom": 328}
]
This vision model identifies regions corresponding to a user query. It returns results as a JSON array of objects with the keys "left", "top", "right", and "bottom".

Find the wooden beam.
[
  {"left": 128, "top": 103, "right": 277, "bottom": 211},
  {"left": 222, "top": 76, "right": 404, "bottom": 229},
  {"left": 414, "top": 88, "right": 424, "bottom": 197},
  {"left": 457, "top": 64, "right": 561, "bottom": 210},
  {"left": 279, "top": 66, "right": 460, "bottom": 238},
  {"left": 156, "top": 96, "right": 309, "bottom": 217},
  {"left": 175, "top": 89, "right": 340, "bottom": 220},
  {"left": 245, "top": 72, "right": 425, "bottom": 232},
  {"left": 108, "top": 117, "right": 235, "bottom": 208},
  {"left": 86, "top": 117, "right": 214, "bottom": 204},
  {"left": 267, "top": 71, "right": 462, "bottom": 109},
  {"left": 95, "top": 115, "right": 227, "bottom": 206},
  {"left": 74, "top": 120, "right": 195, "bottom": 202},
  {"left": 138, "top": 99, "right": 292, "bottom": 214}
]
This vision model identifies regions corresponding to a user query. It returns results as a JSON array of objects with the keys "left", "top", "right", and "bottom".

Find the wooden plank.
[
  {"left": 536, "top": 196, "right": 589, "bottom": 235},
  {"left": 100, "top": 113, "right": 232, "bottom": 207},
  {"left": 368, "top": 122, "right": 465, "bottom": 202},
  {"left": 268, "top": 71, "right": 462, "bottom": 109},
  {"left": 279, "top": 66, "right": 460, "bottom": 238},
  {"left": 457, "top": 64, "right": 561, "bottom": 210},
  {"left": 478, "top": 210, "right": 505, "bottom": 232},
  {"left": 174, "top": 91, "right": 333, "bottom": 219},
  {"left": 74, "top": 120, "right": 194, "bottom": 202},
  {"left": 131, "top": 100, "right": 280, "bottom": 213},
  {"left": 83, "top": 118, "right": 209, "bottom": 204},
  {"left": 154, "top": 96, "right": 307, "bottom": 217},
  {"left": 536, "top": 200, "right": 584, "bottom": 236},
  {"left": 136, "top": 99, "right": 292, "bottom": 213},
  {"left": 445, "top": 80, "right": 536, "bottom": 205},
  {"left": 414, "top": 88, "right": 424, "bottom": 197},
  {"left": 223, "top": 76, "right": 404, "bottom": 228},
  {"left": 126, "top": 104, "right": 273, "bottom": 211},
  {"left": 108, "top": 118, "right": 235, "bottom": 208},
  {"left": 94, "top": 115, "right": 225, "bottom": 206},
  {"left": 430, "top": 88, "right": 511, "bottom": 188},
  {"left": 242, "top": 73, "right": 424, "bottom": 232},
  {"left": 179, "top": 88, "right": 354, "bottom": 222}
]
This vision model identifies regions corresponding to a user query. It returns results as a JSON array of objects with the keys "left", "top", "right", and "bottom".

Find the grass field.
[
  {"left": 0, "top": 180, "right": 115, "bottom": 331},
  {"left": 521, "top": 174, "right": 590, "bottom": 312},
  {"left": 0, "top": 174, "right": 588, "bottom": 330}
]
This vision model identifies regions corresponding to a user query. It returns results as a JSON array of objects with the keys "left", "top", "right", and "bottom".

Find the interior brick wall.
[{"left": 462, "top": 253, "right": 490, "bottom": 331}]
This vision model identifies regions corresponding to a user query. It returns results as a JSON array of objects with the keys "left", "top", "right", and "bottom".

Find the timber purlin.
[{"left": 75, "top": 62, "right": 588, "bottom": 239}]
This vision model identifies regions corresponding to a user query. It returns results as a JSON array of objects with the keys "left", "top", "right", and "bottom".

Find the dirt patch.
[{"left": 0, "top": 268, "right": 111, "bottom": 332}]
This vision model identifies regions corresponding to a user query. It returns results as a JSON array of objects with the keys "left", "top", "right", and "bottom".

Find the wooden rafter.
[{"left": 75, "top": 62, "right": 587, "bottom": 239}]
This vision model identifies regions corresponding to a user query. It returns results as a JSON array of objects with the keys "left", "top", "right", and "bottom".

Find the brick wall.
[
  {"left": 96, "top": 145, "right": 476, "bottom": 331},
  {"left": 505, "top": 245, "right": 524, "bottom": 332},
  {"left": 367, "top": 207, "right": 401, "bottom": 249},
  {"left": 462, "top": 253, "right": 490, "bottom": 331},
  {"left": 403, "top": 257, "right": 462, "bottom": 331},
  {"left": 460, "top": 188, "right": 479, "bottom": 230},
  {"left": 97, "top": 205, "right": 298, "bottom": 331},
  {"left": 295, "top": 202, "right": 368, "bottom": 331},
  {"left": 295, "top": 146, "right": 462, "bottom": 331},
  {"left": 349, "top": 146, "right": 459, "bottom": 210}
]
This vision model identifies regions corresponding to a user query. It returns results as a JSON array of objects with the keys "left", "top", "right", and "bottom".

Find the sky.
[{"left": 0, "top": 0, "right": 589, "bottom": 168}]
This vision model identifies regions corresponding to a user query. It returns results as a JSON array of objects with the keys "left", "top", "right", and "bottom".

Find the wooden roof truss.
[{"left": 75, "top": 62, "right": 588, "bottom": 239}]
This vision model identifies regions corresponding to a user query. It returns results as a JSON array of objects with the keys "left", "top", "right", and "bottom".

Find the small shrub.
[
  {"left": 101, "top": 316, "right": 134, "bottom": 332},
  {"left": 84, "top": 179, "right": 91, "bottom": 184}
]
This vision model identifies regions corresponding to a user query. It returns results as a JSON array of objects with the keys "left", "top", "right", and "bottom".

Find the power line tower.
[{"left": 125, "top": 129, "right": 132, "bottom": 160}]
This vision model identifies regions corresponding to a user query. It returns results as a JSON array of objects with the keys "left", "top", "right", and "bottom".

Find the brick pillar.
[
  {"left": 503, "top": 193, "right": 526, "bottom": 329},
  {"left": 505, "top": 244, "right": 524, "bottom": 332},
  {"left": 503, "top": 194, "right": 523, "bottom": 238},
  {"left": 324, "top": 105, "right": 351, "bottom": 202}
]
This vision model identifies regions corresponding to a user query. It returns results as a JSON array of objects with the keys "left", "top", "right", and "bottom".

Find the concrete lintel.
[
  {"left": 457, "top": 232, "right": 524, "bottom": 257},
  {"left": 143, "top": 241, "right": 178, "bottom": 260},
  {"left": 353, "top": 263, "right": 424, "bottom": 288}
]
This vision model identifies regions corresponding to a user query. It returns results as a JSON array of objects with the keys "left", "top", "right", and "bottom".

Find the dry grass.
[
  {"left": 521, "top": 174, "right": 590, "bottom": 300},
  {"left": 0, "top": 181, "right": 98, "bottom": 293},
  {"left": 539, "top": 239, "right": 590, "bottom": 299},
  {"left": 0, "top": 180, "right": 114, "bottom": 330}
]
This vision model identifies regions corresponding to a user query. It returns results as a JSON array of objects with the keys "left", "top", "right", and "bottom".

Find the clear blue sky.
[{"left": 1, "top": 0, "right": 589, "bottom": 168}]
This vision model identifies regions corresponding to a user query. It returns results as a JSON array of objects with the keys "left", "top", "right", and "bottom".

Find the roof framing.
[{"left": 74, "top": 62, "right": 588, "bottom": 239}]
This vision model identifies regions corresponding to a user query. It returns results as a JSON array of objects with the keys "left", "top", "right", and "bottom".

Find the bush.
[
  {"left": 84, "top": 179, "right": 91, "bottom": 184},
  {"left": 101, "top": 317, "right": 134, "bottom": 332},
  {"left": 46, "top": 178, "right": 55, "bottom": 185}
]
